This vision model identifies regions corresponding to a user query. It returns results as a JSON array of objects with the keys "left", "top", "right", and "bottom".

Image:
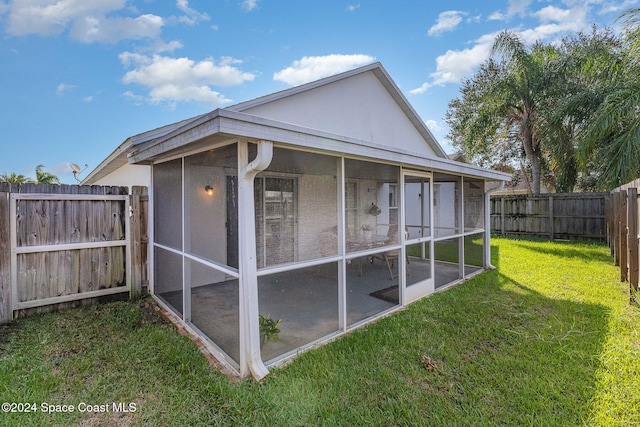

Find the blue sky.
[{"left": 1, "top": 0, "right": 637, "bottom": 183}]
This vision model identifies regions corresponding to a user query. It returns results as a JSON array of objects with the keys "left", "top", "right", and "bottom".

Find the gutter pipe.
[{"left": 238, "top": 140, "right": 273, "bottom": 380}]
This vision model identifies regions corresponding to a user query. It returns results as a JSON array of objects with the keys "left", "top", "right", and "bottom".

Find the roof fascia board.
[
  {"left": 128, "top": 115, "right": 222, "bottom": 164},
  {"left": 218, "top": 110, "right": 509, "bottom": 180},
  {"left": 129, "top": 109, "right": 221, "bottom": 156},
  {"left": 129, "top": 109, "right": 510, "bottom": 181}
]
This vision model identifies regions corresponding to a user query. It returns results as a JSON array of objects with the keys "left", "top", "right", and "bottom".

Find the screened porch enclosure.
[{"left": 152, "top": 142, "right": 488, "bottom": 372}]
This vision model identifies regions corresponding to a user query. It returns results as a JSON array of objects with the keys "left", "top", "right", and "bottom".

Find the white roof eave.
[
  {"left": 82, "top": 114, "right": 208, "bottom": 184},
  {"left": 127, "top": 109, "right": 511, "bottom": 182}
]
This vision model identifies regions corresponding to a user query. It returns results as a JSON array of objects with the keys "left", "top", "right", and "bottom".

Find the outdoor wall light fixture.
[{"left": 205, "top": 185, "right": 214, "bottom": 196}]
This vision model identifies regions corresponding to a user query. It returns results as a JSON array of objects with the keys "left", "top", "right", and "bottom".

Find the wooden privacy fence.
[
  {"left": 490, "top": 193, "right": 608, "bottom": 241},
  {"left": 0, "top": 183, "right": 148, "bottom": 323},
  {"left": 607, "top": 179, "right": 640, "bottom": 299}
]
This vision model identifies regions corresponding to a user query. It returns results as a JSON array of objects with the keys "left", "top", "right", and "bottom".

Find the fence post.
[
  {"left": 613, "top": 192, "right": 620, "bottom": 266},
  {"left": 549, "top": 195, "right": 554, "bottom": 240},
  {"left": 628, "top": 188, "right": 639, "bottom": 296},
  {"left": 129, "top": 187, "right": 146, "bottom": 299},
  {"left": 500, "top": 197, "right": 505, "bottom": 236},
  {"left": 0, "top": 191, "right": 10, "bottom": 324},
  {"left": 620, "top": 191, "right": 628, "bottom": 282},
  {"left": 609, "top": 194, "right": 615, "bottom": 253}
]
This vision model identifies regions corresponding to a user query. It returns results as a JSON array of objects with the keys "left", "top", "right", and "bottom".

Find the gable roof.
[
  {"left": 226, "top": 62, "right": 447, "bottom": 158},
  {"left": 84, "top": 62, "right": 508, "bottom": 184}
]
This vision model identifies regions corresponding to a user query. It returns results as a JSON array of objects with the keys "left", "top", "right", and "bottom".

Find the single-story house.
[{"left": 84, "top": 62, "right": 510, "bottom": 380}]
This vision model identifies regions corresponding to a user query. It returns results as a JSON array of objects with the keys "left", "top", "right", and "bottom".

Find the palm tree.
[
  {"left": 541, "top": 26, "right": 624, "bottom": 192},
  {"left": 0, "top": 172, "right": 33, "bottom": 183},
  {"left": 488, "top": 31, "right": 559, "bottom": 194},
  {"left": 34, "top": 164, "right": 61, "bottom": 184},
  {"left": 445, "top": 36, "right": 560, "bottom": 193},
  {"left": 574, "top": 8, "right": 640, "bottom": 189}
]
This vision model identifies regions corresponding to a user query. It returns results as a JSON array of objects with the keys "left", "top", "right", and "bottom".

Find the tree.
[
  {"left": 446, "top": 31, "right": 559, "bottom": 194},
  {"left": 445, "top": 59, "right": 517, "bottom": 168},
  {"left": 447, "top": 9, "right": 639, "bottom": 192},
  {"left": 34, "top": 164, "right": 61, "bottom": 184},
  {"left": 573, "top": 8, "right": 640, "bottom": 189},
  {"left": 540, "top": 26, "right": 624, "bottom": 192},
  {"left": 0, "top": 165, "right": 61, "bottom": 184},
  {"left": 0, "top": 172, "right": 33, "bottom": 183}
]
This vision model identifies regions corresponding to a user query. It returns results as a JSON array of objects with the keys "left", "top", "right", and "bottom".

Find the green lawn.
[
  {"left": 1, "top": 238, "right": 638, "bottom": 426},
  {"left": 407, "top": 237, "right": 484, "bottom": 266}
]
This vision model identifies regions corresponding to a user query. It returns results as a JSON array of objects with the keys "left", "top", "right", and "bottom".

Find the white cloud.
[
  {"left": 70, "top": 13, "right": 164, "bottom": 43},
  {"left": 123, "top": 90, "right": 144, "bottom": 106},
  {"left": 488, "top": 11, "right": 507, "bottom": 21},
  {"left": 535, "top": 5, "right": 573, "bottom": 22},
  {"left": 241, "top": 0, "right": 259, "bottom": 12},
  {"left": 6, "top": 0, "right": 127, "bottom": 36},
  {"left": 83, "top": 96, "right": 94, "bottom": 102},
  {"left": 488, "top": 0, "right": 532, "bottom": 22},
  {"left": 467, "top": 15, "right": 482, "bottom": 24},
  {"left": 273, "top": 54, "right": 376, "bottom": 86},
  {"left": 428, "top": 11, "right": 466, "bottom": 36},
  {"left": 411, "top": 2, "right": 595, "bottom": 95},
  {"left": 120, "top": 53, "right": 256, "bottom": 107},
  {"left": 410, "top": 33, "right": 495, "bottom": 94},
  {"left": 346, "top": 4, "right": 360, "bottom": 12},
  {"left": 425, "top": 119, "right": 444, "bottom": 133},
  {"left": 149, "top": 40, "right": 184, "bottom": 54},
  {"left": 175, "top": 0, "right": 210, "bottom": 25},
  {"left": 596, "top": 0, "right": 639, "bottom": 14},
  {"left": 520, "top": 6, "right": 588, "bottom": 43},
  {"left": 507, "top": 0, "right": 532, "bottom": 17},
  {"left": 56, "top": 83, "right": 75, "bottom": 96},
  {"left": 3, "top": 0, "right": 205, "bottom": 44}
]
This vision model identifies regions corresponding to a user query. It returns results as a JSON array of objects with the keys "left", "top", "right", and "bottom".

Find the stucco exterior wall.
[
  {"left": 241, "top": 72, "right": 437, "bottom": 157},
  {"left": 92, "top": 164, "right": 150, "bottom": 189}
]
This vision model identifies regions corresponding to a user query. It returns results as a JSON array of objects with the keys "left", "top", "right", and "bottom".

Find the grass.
[
  {"left": 1, "top": 238, "right": 639, "bottom": 426},
  {"left": 407, "top": 236, "right": 484, "bottom": 266}
]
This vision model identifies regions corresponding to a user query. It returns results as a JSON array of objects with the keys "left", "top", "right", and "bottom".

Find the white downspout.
[
  {"left": 484, "top": 181, "right": 505, "bottom": 270},
  {"left": 238, "top": 140, "right": 273, "bottom": 380}
]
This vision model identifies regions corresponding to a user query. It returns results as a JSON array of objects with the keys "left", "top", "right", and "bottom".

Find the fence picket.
[
  {"left": 627, "top": 188, "right": 638, "bottom": 294},
  {"left": 608, "top": 180, "right": 640, "bottom": 303},
  {"left": 0, "top": 192, "right": 10, "bottom": 323},
  {"left": 491, "top": 193, "right": 608, "bottom": 241},
  {"left": 621, "top": 192, "right": 628, "bottom": 282}
]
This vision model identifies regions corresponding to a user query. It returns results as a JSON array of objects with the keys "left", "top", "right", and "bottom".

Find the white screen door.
[{"left": 403, "top": 171, "right": 434, "bottom": 302}]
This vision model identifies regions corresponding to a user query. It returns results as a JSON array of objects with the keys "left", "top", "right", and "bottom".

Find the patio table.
[{"left": 347, "top": 235, "right": 390, "bottom": 276}]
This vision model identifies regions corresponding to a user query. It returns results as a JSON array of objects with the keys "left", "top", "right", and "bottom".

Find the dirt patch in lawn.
[{"left": 136, "top": 297, "right": 170, "bottom": 327}]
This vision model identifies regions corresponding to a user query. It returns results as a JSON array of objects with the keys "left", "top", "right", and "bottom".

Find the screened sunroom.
[
  {"left": 85, "top": 63, "right": 509, "bottom": 379},
  {"left": 150, "top": 136, "right": 505, "bottom": 378}
]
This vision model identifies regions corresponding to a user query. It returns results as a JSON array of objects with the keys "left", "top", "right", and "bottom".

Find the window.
[
  {"left": 389, "top": 184, "right": 398, "bottom": 225},
  {"left": 256, "top": 177, "right": 297, "bottom": 267}
]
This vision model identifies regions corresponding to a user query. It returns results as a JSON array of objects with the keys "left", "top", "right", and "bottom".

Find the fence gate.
[{"left": 9, "top": 193, "right": 132, "bottom": 311}]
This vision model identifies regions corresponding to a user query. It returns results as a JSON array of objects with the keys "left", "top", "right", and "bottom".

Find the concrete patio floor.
[{"left": 159, "top": 258, "right": 482, "bottom": 365}]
